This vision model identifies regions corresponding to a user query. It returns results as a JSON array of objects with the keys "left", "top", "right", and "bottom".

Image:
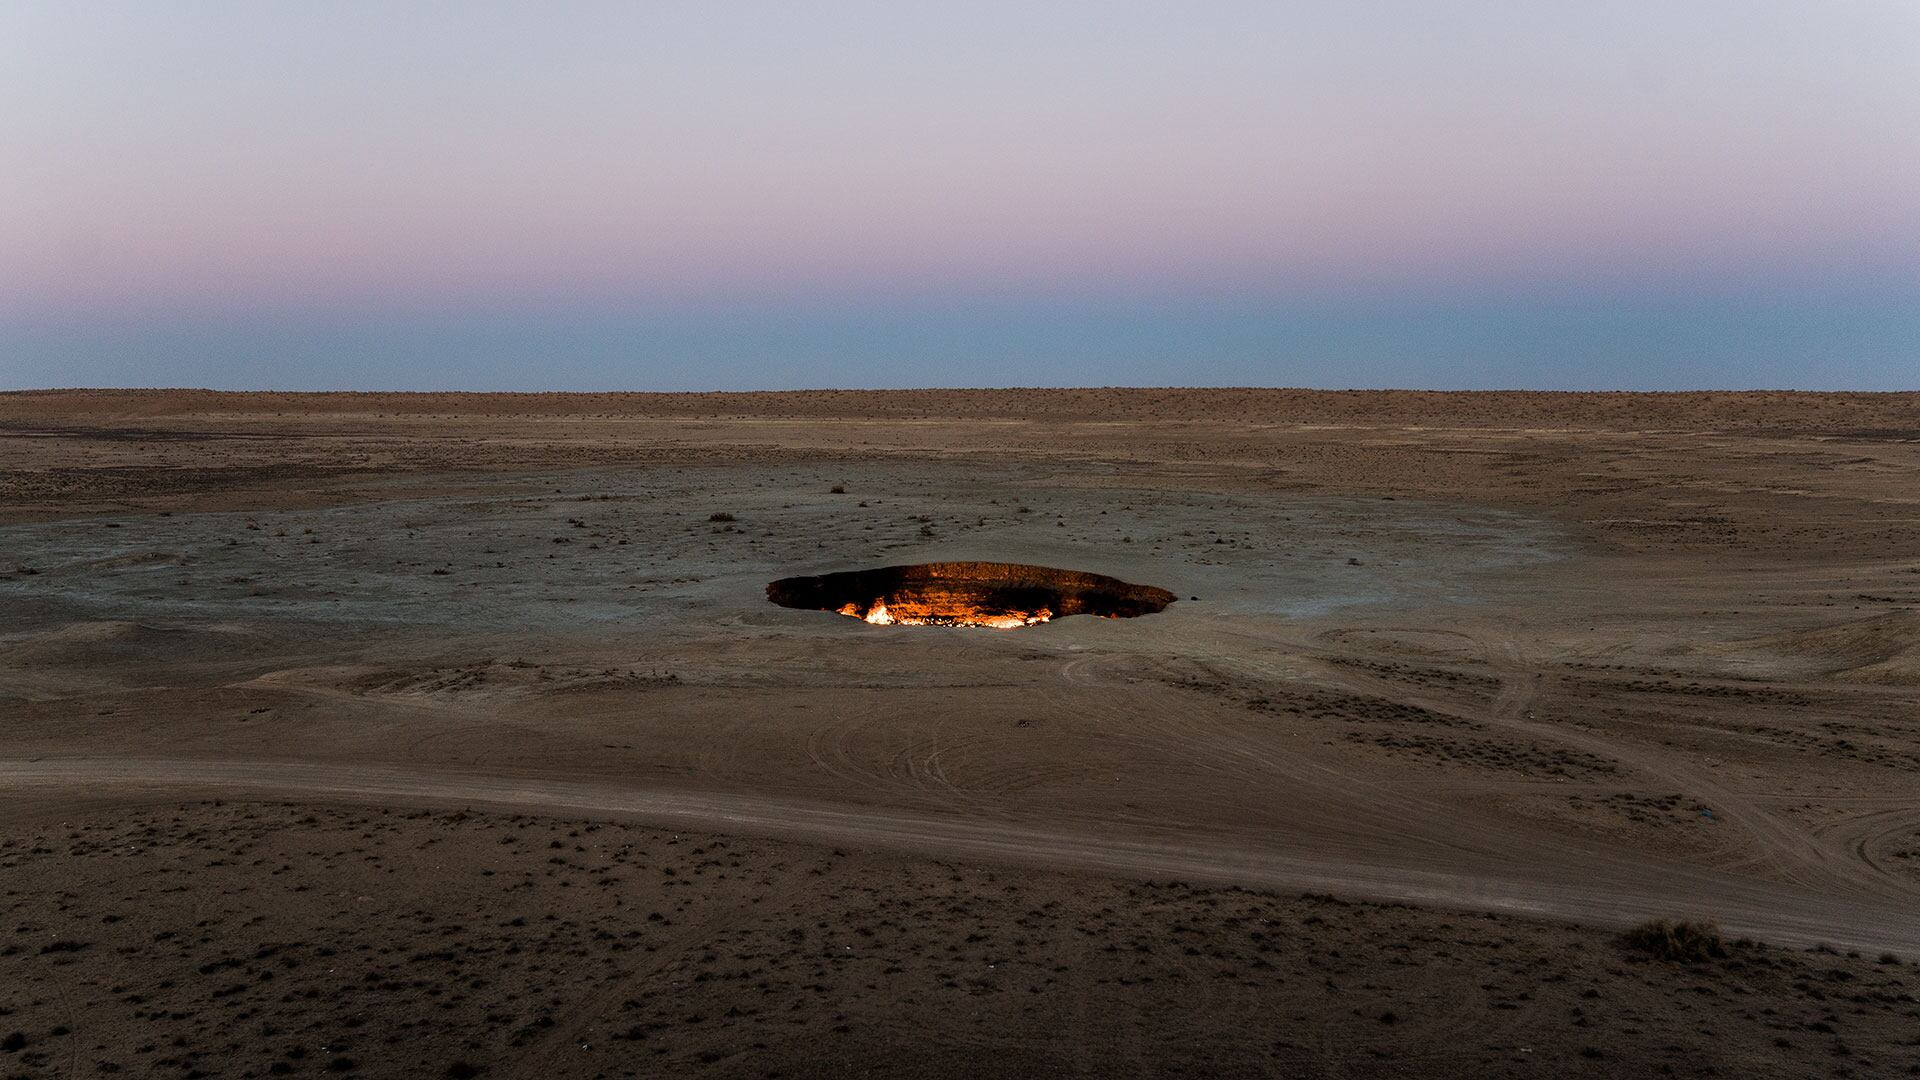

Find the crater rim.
[{"left": 766, "top": 561, "right": 1176, "bottom": 629}]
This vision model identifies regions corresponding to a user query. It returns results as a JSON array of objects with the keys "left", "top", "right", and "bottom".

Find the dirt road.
[{"left": 3, "top": 390, "right": 1918, "bottom": 1077}]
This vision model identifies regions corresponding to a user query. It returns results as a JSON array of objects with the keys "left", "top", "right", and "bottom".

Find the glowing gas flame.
[
  {"left": 973, "top": 608, "right": 1051, "bottom": 629},
  {"left": 834, "top": 597, "right": 1050, "bottom": 629}
]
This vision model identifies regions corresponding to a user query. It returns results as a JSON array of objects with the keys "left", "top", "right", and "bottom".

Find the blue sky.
[{"left": 2, "top": 2, "right": 1916, "bottom": 389}]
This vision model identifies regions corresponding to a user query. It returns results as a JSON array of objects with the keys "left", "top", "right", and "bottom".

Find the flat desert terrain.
[{"left": 2, "top": 388, "right": 1918, "bottom": 1078}]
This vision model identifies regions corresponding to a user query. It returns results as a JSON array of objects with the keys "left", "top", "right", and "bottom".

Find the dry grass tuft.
[{"left": 1619, "top": 919, "right": 1727, "bottom": 963}]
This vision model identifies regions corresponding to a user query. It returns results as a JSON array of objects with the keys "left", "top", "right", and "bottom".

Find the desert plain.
[{"left": 1, "top": 388, "right": 1918, "bottom": 1078}]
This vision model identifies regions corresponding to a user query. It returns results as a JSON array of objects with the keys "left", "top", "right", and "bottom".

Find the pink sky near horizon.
[{"left": 3, "top": 2, "right": 1917, "bottom": 319}]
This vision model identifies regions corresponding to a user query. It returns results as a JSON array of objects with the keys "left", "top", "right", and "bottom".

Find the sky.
[{"left": 2, "top": 1, "right": 1916, "bottom": 391}]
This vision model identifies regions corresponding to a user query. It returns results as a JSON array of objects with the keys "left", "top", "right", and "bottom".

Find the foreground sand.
[
  {"left": 3, "top": 801, "right": 1914, "bottom": 1078},
  {"left": 2, "top": 389, "right": 1918, "bottom": 1077}
]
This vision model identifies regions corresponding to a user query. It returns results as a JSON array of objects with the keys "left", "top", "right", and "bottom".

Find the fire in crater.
[
  {"left": 768, "top": 562, "right": 1174, "bottom": 629},
  {"left": 837, "top": 597, "right": 1051, "bottom": 628}
]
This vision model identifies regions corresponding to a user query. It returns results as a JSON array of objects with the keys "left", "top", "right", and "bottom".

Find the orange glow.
[
  {"left": 770, "top": 562, "right": 1173, "bottom": 629},
  {"left": 834, "top": 596, "right": 1051, "bottom": 629}
]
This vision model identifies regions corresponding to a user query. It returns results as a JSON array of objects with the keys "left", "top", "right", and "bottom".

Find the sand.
[{"left": 1, "top": 389, "right": 1917, "bottom": 1077}]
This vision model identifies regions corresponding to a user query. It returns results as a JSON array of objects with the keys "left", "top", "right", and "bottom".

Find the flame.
[
  {"left": 835, "top": 598, "right": 1049, "bottom": 629},
  {"left": 973, "top": 608, "right": 1051, "bottom": 629}
]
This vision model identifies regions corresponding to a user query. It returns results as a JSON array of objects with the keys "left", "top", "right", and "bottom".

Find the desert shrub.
[
  {"left": 1619, "top": 919, "right": 1727, "bottom": 963},
  {"left": 707, "top": 512, "right": 736, "bottom": 522},
  {"left": 829, "top": 485, "right": 846, "bottom": 494}
]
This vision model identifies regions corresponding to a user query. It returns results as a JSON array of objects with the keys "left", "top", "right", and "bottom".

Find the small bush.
[
  {"left": 1619, "top": 919, "right": 1727, "bottom": 963},
  {"left": 829, "top": 485, "right": 846, "bottom": 494},
  {"left": 707, "top": 512, "right": 735, "bottom": 522}
]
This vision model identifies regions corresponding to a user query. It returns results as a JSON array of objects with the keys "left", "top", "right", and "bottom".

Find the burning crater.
[{"left": 766, "top": 562, "right": 1176, "bottom": 629}]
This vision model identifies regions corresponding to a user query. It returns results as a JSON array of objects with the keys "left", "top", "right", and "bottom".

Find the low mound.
[
  {"left": 1733, "top": 612, "right": 1920, "bottom": 685},
  {"left": 0, "top": 620, "right": 267, "bottom": 667},
  {"left": 766, "top": 562, "right": 1175, "bottom": 629}
]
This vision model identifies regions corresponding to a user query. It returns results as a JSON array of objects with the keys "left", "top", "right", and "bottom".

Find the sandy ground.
[{"left": 1, "top": 389, "right": 1917, "bottom": 1078}]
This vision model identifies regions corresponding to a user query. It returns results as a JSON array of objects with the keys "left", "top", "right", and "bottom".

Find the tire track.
[{"left": 4, "top": 755, "right": 1916, "bottom": 955}]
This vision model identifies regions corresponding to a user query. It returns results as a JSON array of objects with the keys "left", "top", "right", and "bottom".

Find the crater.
[{"left": 767, "top": 562, "right": 1176, "bottom": 629}]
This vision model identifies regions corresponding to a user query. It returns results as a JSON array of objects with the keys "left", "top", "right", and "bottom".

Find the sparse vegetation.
[
  {"left": 1619, "top": 919, "right": 1727, "bottom": 963},
  {"left": 2, "top": 800, "right": 1915, "bottom": 1078},
  {"left": 6, "top": 393, "right": 1920, "bottom": 1078}
]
